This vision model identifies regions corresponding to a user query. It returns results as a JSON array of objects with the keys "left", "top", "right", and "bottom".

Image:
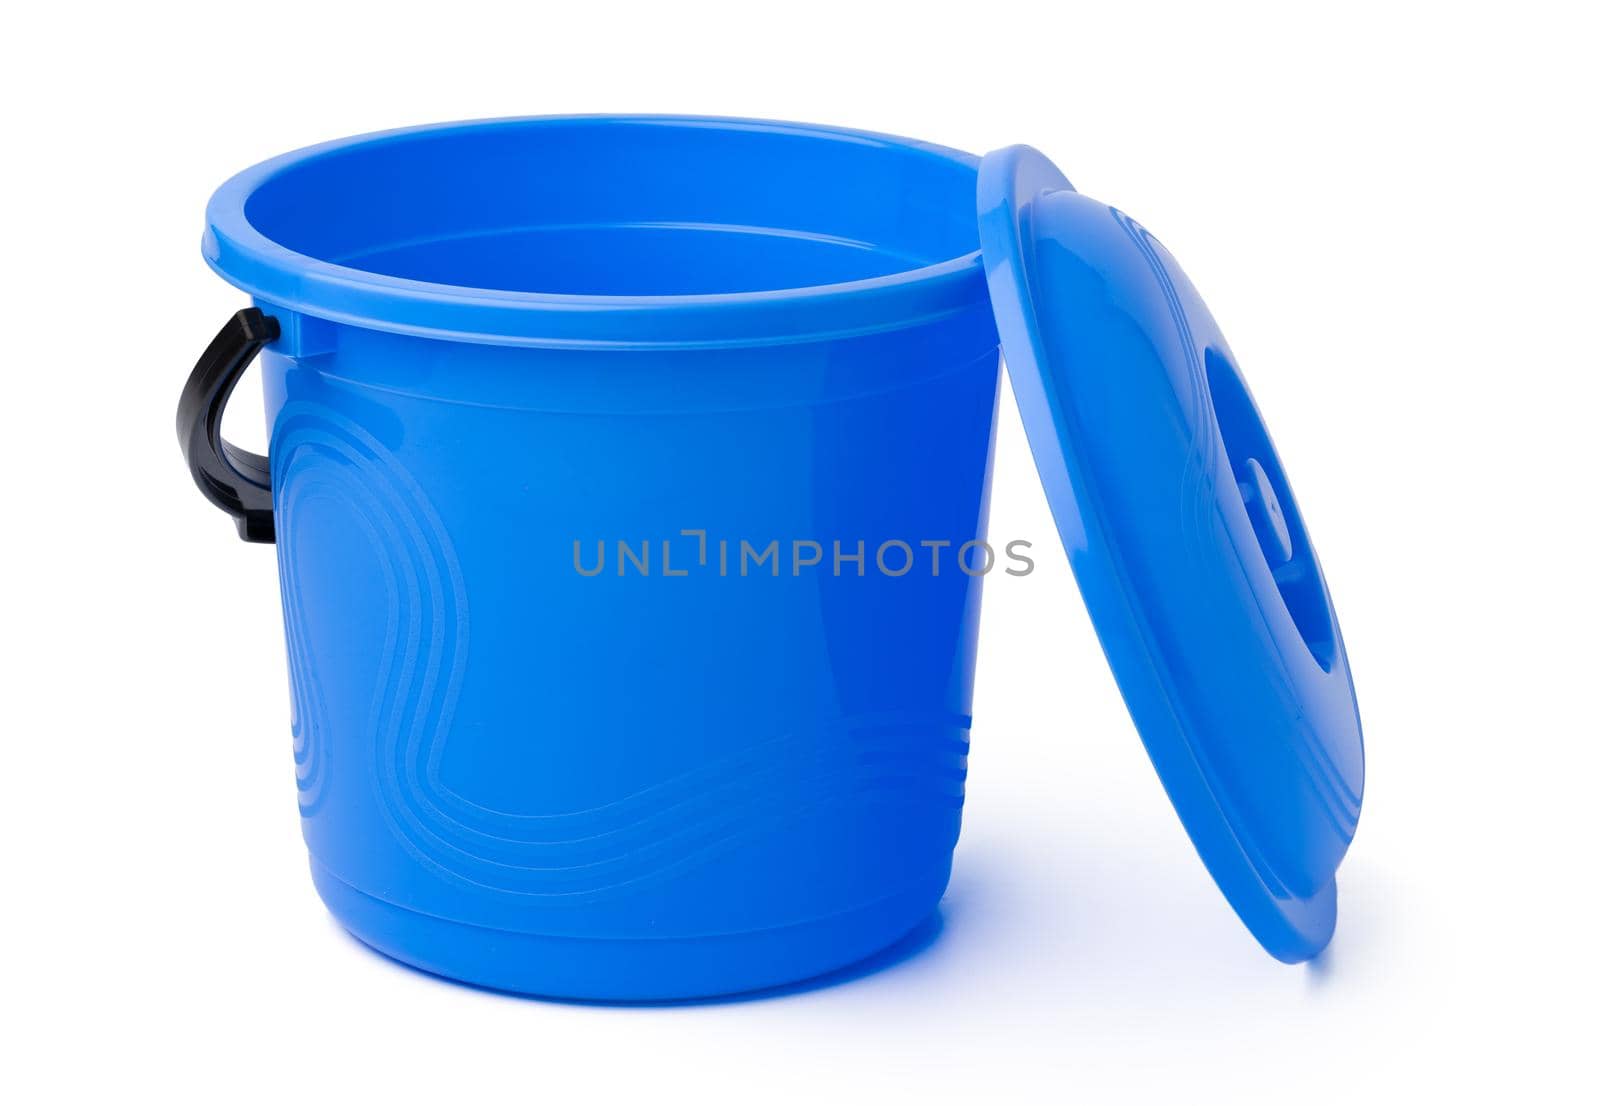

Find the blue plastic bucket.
[{"left": 189, "top": 117, "right": 1000, "bottom": 999}]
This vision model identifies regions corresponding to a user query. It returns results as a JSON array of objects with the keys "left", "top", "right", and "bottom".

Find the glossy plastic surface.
[
  {"left": 207, "top": 117, "right": 1000, "bottom": 1000},
  {"left": 977, "top": 146, "right": 1364, "bottom": 961}
]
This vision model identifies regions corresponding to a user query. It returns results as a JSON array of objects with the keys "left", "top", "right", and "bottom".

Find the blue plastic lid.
[{"left": 976, "top": 146, "right": 1365, "bottom": 961}]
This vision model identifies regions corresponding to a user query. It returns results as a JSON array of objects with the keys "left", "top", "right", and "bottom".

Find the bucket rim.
[{"left": 203, "top": 115, "right": 990, "bottom": 351}]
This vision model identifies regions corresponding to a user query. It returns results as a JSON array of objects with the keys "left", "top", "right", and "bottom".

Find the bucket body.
[{"left": 203, "top": 118, "right": 999, "bottom": 1000}]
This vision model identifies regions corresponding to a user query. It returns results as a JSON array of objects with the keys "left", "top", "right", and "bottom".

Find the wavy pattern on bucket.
[
  {"left": 273, "top": 401, "right": 468, "bottom": 866},
  {"left": 401, "top": 714, "right": 970, "bottom": 902},
  {"left": 277, "top": 460, "right": 361, "bottom": 818},
  {"left": 273, "top": 402, "right": 969, "bottom": 902},
  {"left": 280, "top": 518, "right": 331, "bottom": 815}
]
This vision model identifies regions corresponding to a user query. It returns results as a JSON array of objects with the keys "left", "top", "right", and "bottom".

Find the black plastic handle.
[{"left": 178, "top": 308, "right": 281, "bottom": 543}]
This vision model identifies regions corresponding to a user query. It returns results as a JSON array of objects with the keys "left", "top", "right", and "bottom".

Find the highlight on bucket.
[{"left": 178, "top": 115, "right": 1365, "bottom": 1001}]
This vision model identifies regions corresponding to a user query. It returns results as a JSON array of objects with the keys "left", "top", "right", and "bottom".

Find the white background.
[{"left": 4, "top": 1, "right": 1595, "bottom": 1101}]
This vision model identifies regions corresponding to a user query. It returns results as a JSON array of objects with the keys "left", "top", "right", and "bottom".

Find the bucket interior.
[{"left": 242, "top": 120, "right": 980, "bottom": 298}]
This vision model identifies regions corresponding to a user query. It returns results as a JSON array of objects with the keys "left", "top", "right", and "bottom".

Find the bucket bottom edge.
[{"left": 309, "top": 858, "right": 949, "bottom": 1003}]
